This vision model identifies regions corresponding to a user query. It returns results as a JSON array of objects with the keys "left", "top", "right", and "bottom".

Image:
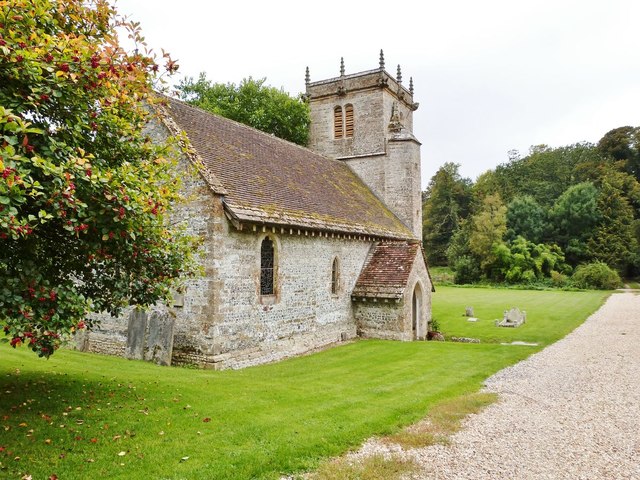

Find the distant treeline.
[{"left": 422, "top": 126, "right": 640, "bottom": 287}]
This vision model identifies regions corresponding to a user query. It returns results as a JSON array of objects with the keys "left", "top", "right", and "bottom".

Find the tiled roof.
[
  {"left": 352, "top": 241, "right": 422, "bottom": 299},
  {"left": 162, "top": 97, "right": 414, "bottom": 240}
]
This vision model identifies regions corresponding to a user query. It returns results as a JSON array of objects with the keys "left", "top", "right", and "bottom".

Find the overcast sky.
[{"left": 116, "top": 0, "right": 640, "bottom": 188}]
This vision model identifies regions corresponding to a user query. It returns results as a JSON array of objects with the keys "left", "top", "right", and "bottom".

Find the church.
[{"left": 80, "top": 53, "right": 434, "bottom": 369}]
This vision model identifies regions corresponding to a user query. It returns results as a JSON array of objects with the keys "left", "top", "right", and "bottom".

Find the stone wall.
[
  {"left": 353, "top": 298, "right": 405, "bottom": 340},
  {"left": 207, "top": 222, "right": 373, "bottom": 368},
  {"left": 385, "top": 137, "right": 422, "bottom": 239},
  {"left": 309, "top": 88, "right": 386, "bottom": 159}
]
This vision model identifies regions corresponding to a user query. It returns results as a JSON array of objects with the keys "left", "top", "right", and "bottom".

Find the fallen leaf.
[
  {"left": 18, "top": 422, "right": 27, "bottom": 427},
  {"left": 44, "top": 439, "right": 52, "bottom": 445},
  {"left": 202, "top": 417, "right": 211, "bottom": 423},
  {"left": 112, "top": 435, "right": 121, "bottom": 441},
  {"left": 179, "top": 456, "right": 189, "bottom": 463},
  {"left": 20, "top": 475, "right": 30, "bottom": 480},
  {"left": 117, "top": 451, "right": 127, "bottom": 456},
  {"left": 49, "top": 475, "right": 58, "bottom": 480}
]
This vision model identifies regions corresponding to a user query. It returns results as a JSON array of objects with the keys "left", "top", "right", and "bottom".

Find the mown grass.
[
  {"left": 0, "top": 288, "right": 609, "bottom": 479},
  {"left": 433, "top": 286, "right": 609, "bottom": 345}
]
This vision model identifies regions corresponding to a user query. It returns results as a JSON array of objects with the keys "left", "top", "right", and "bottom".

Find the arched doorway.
[{"left": 412, "top": 283, "right": 423, "bottom": 340}]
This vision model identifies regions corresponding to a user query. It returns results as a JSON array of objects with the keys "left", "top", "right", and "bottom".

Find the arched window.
[
  {"left": 331, "top": 257, "right": 340, "bottom": 295},
  {"left": 344, "top": 104, "right": 354, "bottom": 138},
  {"left": 334, "top": 106, "right": 343, "bottom": 138},
  {"left": 260, "top": 237, "right": 275, "bottom": 295}
]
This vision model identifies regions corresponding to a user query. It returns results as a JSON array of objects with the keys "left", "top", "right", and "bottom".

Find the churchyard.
[{"left": 0, "top": 287, "right": 608, "bottom": 479}]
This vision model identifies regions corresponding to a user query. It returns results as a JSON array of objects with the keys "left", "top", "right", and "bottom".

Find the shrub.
[
  {"left": 453, "top": 256, "right": 481, "bottom": 284},
  {"left": 571, "top": 262, "right": 622, "bottom": 290},
  {"left": 550, "top": 270, "right": 569, "bottom": 287}
]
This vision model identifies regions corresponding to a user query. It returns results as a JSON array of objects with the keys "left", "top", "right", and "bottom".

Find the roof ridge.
[{"left": 165, "top": 95, "right": 350, "bottom": 167}]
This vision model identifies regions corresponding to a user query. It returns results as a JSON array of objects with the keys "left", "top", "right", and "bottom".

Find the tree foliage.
[
  {"left": 494, "top": 237, "right": 567, "bottom": 284},
  {"left": 597, "top": 126, "right": 640, "bottom": 182},
  {"left": 506, "top": 195, "right": 547, "bottom": 243},
  {"left": 468, "top": 193, "right": 507, "bottom": 273},
  {"left": 484, "top": 143, "right": 602, "bottom": 207},
  {"left": 428, "top": 128, "right": 640, "bottom": 284},
  {"left": 1, "top": 0, "right": 199, "bottom": 357},
  {"left": 177, "top": 74, "right": 310, "bottom": 146},
  {"left": 422, "top": 162, "right": 472, "bottom": 265}
]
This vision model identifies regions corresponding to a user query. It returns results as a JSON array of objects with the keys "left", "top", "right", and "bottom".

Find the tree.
[
  {"left": 488, "top": 143, "right": 601, "bottom": 207},
  {"left": 597, "top": 126, "right": 640, "bottom": 182},
  {"left": 469, "top": 193, "right": 507, "bottom": 274},
  {"left": 1, "top": 0, "right": 199, "bottom": 357},
  {"left": 548, "top": 182, "right": 601, "bottom": 265},
  {"left": 506, "top": 195, "right": 547, "bottom": 243},
  {"left": 177, "top": 74, "right": 310, "bottom": 146},
  {"left": 422, "top": 163, "right": 472, "bottom": 265},
  {"left": 586, "top": 180, "right": 639, "bottom": 274}
]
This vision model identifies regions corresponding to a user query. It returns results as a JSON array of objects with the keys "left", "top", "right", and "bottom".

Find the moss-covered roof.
[
  {"left": 164, "top": 97, "right": 414, "bottom": 240},
  {"left": 352, "top": 241, "right": 423, "bottom": 299}
]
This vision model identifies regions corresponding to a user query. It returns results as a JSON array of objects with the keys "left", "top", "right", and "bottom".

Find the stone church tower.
[{"left": 305, "top": 51, "right": 423, "bottom": 239}]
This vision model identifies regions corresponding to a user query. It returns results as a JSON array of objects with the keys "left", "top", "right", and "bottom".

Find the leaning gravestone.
[
  {"left": 125, "top": 308, "right": 148, "bottom": 360},
  {"left": 144, "top": 310, "right": 175, "bottom": 366}
]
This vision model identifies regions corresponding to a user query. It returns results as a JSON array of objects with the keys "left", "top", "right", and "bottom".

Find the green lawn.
[
  {"left": 0, "top": 288, "right": 609, "bottom": 479},
  {"left": 433, "top": 286, "right": 609, "bottom": 345}
]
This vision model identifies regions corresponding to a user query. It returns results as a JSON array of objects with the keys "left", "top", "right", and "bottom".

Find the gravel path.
[{"left": 363, "top": 292, "right": 640, "bottom": 479}]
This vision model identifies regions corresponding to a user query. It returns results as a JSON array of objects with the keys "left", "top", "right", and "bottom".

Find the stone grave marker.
[
  {"left": 125, "top": 308, "right": 148, "bottom": 360},
  {"left": 144, "top": 310, "right": 175, "bottom": 366},
  {"left": 495, "top": 307, "right": 526, "bottom": 327}
]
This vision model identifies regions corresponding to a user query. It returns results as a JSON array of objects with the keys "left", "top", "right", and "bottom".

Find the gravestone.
[
  {"left": 125, "top": 308, "right": 148, "bottom": 359},
  {"left": 465, "top": 306, "right": 474, "bottom": 317},
  {"left": 144, "top": 310, "right": 175, "bottom": 366},
  {"left": 495, "top": 307, "right": 526, "bottom": 328}
]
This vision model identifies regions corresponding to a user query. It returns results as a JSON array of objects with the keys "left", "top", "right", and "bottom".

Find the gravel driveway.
[{"left": 407, "top": 291, "right": 640, "bottom": 479}]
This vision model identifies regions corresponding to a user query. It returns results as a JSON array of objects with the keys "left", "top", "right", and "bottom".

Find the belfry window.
[
  {"left": 344, "top": 104, "right": 354, "bottom": 138},
  {"left": 260, "top": 237, "right": 275, "bottom": 295},
  {"left": 331, "top": 257, "right": 340, "bottom": 295},
  {"left": 334, "top": 105, "right": 354, "bottom": 139},
  {"left": 334, "top": 106, "right": 343, "bottom": 138}
]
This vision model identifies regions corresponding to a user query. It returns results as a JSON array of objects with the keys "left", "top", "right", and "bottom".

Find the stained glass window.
[{"left": 260, "top": 237, "right": 274, "bottom": 295}]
